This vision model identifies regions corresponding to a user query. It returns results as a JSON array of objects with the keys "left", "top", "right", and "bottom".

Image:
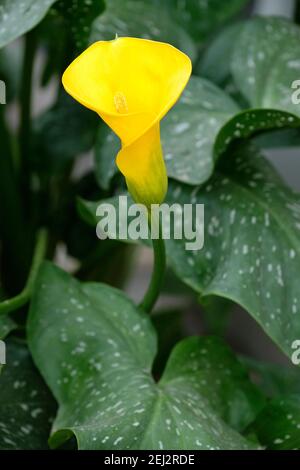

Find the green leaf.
[
  {"left": 0, "top": 340, "right": 56, "bottom": 449},
  {"left": 163, "top": 79, "right": 300, "bottom": 185},
  {"left": 32, "top": 91, "right": 98, "bottom": 173},
  {"left": 91, "top": 0, "right": 197, "bottom": 62},
  {"left": 108, "top": 0, "right": 249, "bottom": 48},
  {"left": 254, "top": 128, "right": 300, "bottom": 150},
  {"left": 0, "top": 0, "right": 57, "bottom": 48},
  {"left": 151, "top": 309, "right": 185, "bottom": 378},
  {"left": 0, "top": 44, "right": 22, "bottom": 102},
  {"left": 0, "top": 316, "right": 16, "bottom": 340},
  {"left": 231, "top": 17, "right": 300, "bottom": 116},
  {"left": 80, "top": 142, "right": 300, "bottom": 360},
  {"left": 161, "top": 335, "right": 265, "bottom": 434},
  {"left": 200, "top": 296, "right": 233, "bottom": 337},
  {"left": 54, "top": 0, "right": 105, "bottom": 50},
  {"left": 197, "top": 22, "right": 244, "bottom": 85},
  {"left": 214, "top": 108, "right": 300, "bottom": 158},
  {"left": 242, "top": 357, "right": 300, "bottom": 398},
  {"left": 241, "top": 357, "right": 300, "bottom": 448},
  {"left": 168, "top": 0, "right": 249, "bottom": 44},
  {"left": 28, "top": 262, "right": 262, "bottom": 450},
  {"left": 161, "top": 76, "right": 239, "bottom": 185},
  {"left": 165, "top": 17, "right": 300, "bottom": 185},
  {"left": 168, "top": 18, "right": 300, "bottom": 185},
  {"left": 251, "top": 395, "right": 300, "bottom": 450}
]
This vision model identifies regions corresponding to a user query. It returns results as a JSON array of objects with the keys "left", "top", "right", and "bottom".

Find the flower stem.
[
  {"left": 0, "top": 229, "right": 48, "bottom": 316},
  {"left": 139, "top": 220, "right": 166, "bottom": 313}
]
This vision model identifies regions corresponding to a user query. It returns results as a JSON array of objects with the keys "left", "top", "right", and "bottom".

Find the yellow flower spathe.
[{"left": 62, "top": 37, "right": 192, "bottom": 207}]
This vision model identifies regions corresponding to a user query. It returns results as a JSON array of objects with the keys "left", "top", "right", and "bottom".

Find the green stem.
[
  {"left": 0, "top": 229, "right": 48, "bottom": 316},
  {"left": 0, "top": 109, "right": 30, "bottom": 291},
  {"left": 139, "top": 220, "right": 166, "bottom": 313},
  {"left": 20, "top": 29, "right": 37, "bottom": 204}
]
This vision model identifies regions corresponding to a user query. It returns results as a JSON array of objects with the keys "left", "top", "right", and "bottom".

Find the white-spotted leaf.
[
  {"left": 91, "top": 0, "right": 197, "bottom": 61},
  {"left": 28, "top": 262, "right": 262, "bottom": 450},
  {"left": 231, "top": 16, "right": 300, "bottom": 116},
  {"left": 252, "top": 395, "right": 300, "bottom": 450},
  {"left": 54, "top": 0, "right": 105, "bottom": 50},
  {"left": 161, "top": 77, "right": 239, "bottom": 185},
  {"left": 0, "top": 340, "right": 56, "bottom": 449}
]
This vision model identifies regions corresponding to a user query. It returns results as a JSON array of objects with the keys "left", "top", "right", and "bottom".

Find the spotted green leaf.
[
  {"left": 164, "top": 89, "right": 300, "bottom": 185},
  {"left": 54, "top": 0, "right": 105, "bottom": 50},
  {"left": 231, "top": 17, "right": 300, "bottom": 116},
  {"left": 79, "top": 142, "right": 300, "bottom": 360},
  {"left": 0, "top": 340, "right": 56, "bottom": 449},
  {"left": 92, "top": 0, "right": 248, "bottom": 51},
  {"left": 161, "top": 77, "right": 239, "bottom": 185},
  {"left": 214, "top": 108, "right": 300, "bottom": 158},
  {"left": 90, "top": 0, "right": 197, "bottom": 62},
  {"left": 28, "top": 262, "right": 262, "bottom": 450},
  {"left": 252, "top": 395, "right": 300, "bottom": 450},
  {"left": 0, "top": 0, "right": 58, "bottom": 48},
  {"left": 164, "top": 76, "right": 300, "bottom": 185},
  {"left": 166, "top": 17, "right": 300, "bottom": 184}
]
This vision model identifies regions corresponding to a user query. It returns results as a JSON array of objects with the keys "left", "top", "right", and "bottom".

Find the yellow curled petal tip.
[{"left": 62, "top": 37, "right": 192, "bottom": 206}]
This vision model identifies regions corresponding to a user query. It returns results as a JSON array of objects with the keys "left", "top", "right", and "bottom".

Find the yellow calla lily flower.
[{"left": 62, "top": 37, "right": 192, "bottom": 207}]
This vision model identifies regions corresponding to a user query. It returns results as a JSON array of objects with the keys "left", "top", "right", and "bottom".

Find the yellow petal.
[{"left": 62, "top": 37, "right": 192, "bottom": 205}]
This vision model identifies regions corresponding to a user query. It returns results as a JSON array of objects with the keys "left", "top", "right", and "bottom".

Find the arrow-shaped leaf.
[{"left": 28, "top": 262, "right": 263, "bottom": 450}]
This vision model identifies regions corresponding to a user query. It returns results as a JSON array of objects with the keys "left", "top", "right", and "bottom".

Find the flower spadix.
[{"left": 62, "top": 37, "right": 192, "bottom": 207}]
